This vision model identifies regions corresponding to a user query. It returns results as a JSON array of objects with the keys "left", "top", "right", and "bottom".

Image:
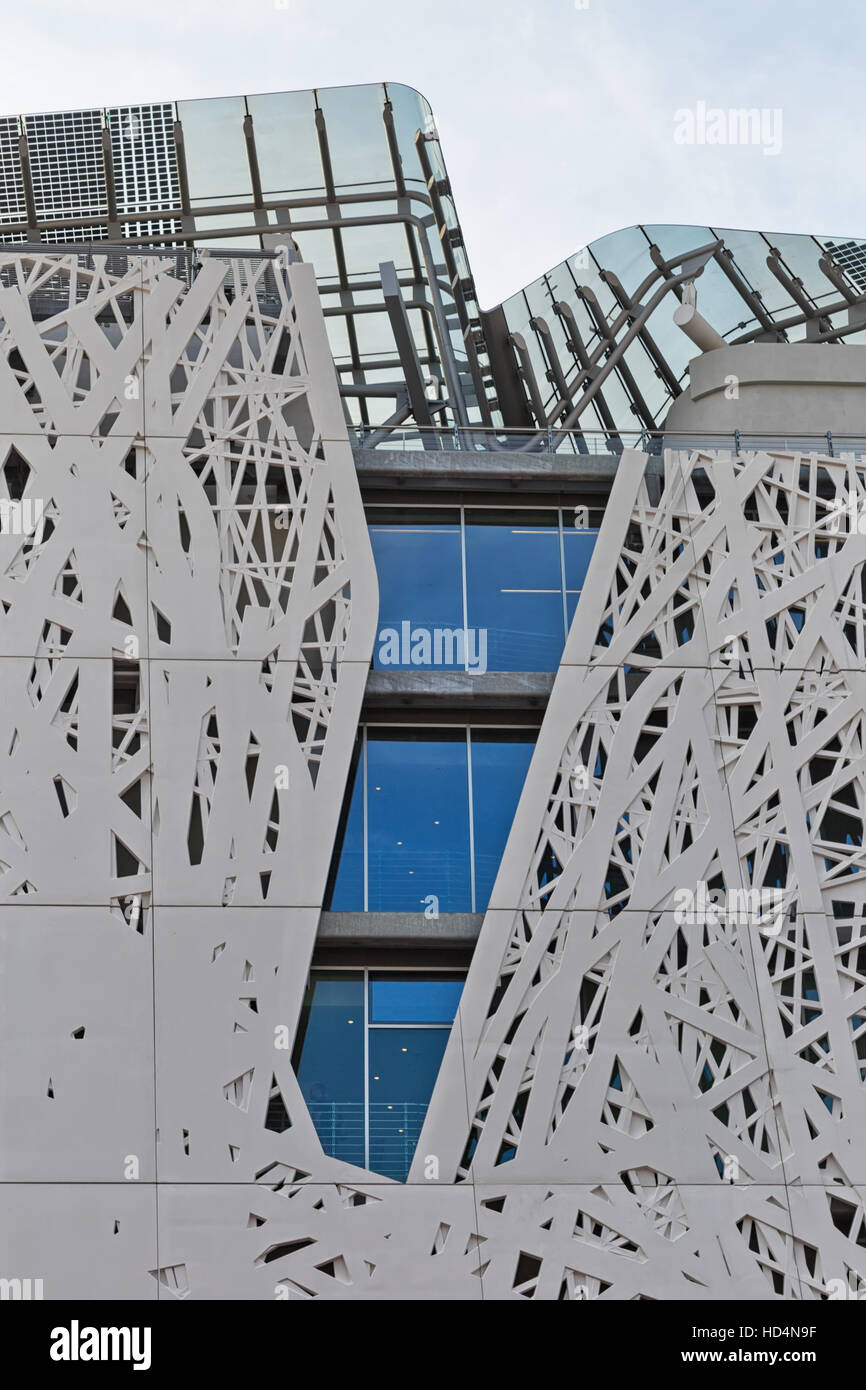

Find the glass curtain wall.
[
  {"left": 293, "top": 970, "right": 465, "bottom": 1179},
  {"left": 327, "top": 727, "right": 537, "bottom": 912},
  {"left": 368, "top": 505, "right": 599, "bottom": 673}
]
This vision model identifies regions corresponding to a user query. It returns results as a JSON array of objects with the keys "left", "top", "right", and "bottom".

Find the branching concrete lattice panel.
[
  {"left": 3, "top": 249, "right": 866, "bottom": 1299},
  {"left": 419, "top": 447, "right": 866, "bottom": 1300}
]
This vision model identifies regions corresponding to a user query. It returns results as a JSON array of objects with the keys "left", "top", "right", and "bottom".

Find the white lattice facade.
[{"left": 3, "top": 249, "right": 866, "bottom": 1299}]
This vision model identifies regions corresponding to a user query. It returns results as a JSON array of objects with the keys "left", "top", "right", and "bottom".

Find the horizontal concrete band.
[
  {"left": 317, "top": 911, "right": 483, "bottom": 945},
  {"left": 353, "top": 445, "right": 630, "bottom": 490},
  {"left": 363, "top": 669, "right": 555, "bottom": 707}
]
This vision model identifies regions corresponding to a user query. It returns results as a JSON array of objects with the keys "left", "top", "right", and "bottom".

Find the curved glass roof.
[
  {"left": 0, "top": 83, "right": 487, "bottom": 431},
  {"left": 3, "top": 83, "right": 866, "bottom": 441},
  {"left": 491, "top": 224, "right": 866, "bottom": 439}
]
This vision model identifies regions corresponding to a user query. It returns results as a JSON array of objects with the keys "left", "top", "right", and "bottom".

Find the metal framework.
[
  {"left": 0, "top": 86, "right": 492, "bottom": 432},
  {"left": 7, "top": 87, "right": 866, "bottom": 450},
  {"left": 495, "top": 227, "right": 866, "bottom": 445}
]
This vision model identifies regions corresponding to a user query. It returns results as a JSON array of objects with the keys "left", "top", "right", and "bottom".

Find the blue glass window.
[
  {"left": 327, "top": 741, "right": 364, "bottom": 909},
  {"left": 294, "top": 973, "right": 365, "bottom": 1169},
  {"left": 368, "top": 505, "right": 599, "bottom": 674},
  {"left": 563, "top": 526, "right": 599, "bottom": 625},
  {"left": 325, "top": 727, "right": 538, "bottom": 913},
  {"left": 369, "top": 974, "right": 463, "bottom": 1023},
  {"left": 368, "top": 1028, "right": 449, "bottom": 1178},
  {"left": 294, "top": 970, "right": 464, "bottom": 1180},
  {"left": 465, "top": 509, "right": 563, "bottom": 672},
  {"left": 368, "top": 509, "right": 463, "bottom": 671},
  {"left": 366, "top": 729, "right": 471, "bottom": 912},
  {"left": 470, "top": 731, "right": 537, "bottom": 906}
]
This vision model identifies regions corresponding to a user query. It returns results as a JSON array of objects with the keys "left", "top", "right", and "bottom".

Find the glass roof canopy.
[
  {"left": 2, "top": 82, "right": 866, "bottom": 444},
  {"left": 492, "top": 224, "right": 866, "bottom": 443},
  {"left": 0, "top": 83, "right": 490, "bottom": 432}
]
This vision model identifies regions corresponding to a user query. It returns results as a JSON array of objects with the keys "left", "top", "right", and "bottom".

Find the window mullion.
[
  {"left": 362, "top": 725, "right": 369, "bottom": 912},
  {"left": 459, "top": 503, "right": 469, "bottom": 672},
  {"left": 467, "top": 727, "right": 476, "bottom": 913},
  {"left": 558, "top": 506, "right": 569, "bottom": 643},
  {"left": 363, "top": 967, "right": 370, "bottom": 1170}
]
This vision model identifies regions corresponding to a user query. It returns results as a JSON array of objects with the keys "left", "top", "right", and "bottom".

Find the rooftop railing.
[{"left": 351, "top": 424, "right": 866, "bottom": 460}]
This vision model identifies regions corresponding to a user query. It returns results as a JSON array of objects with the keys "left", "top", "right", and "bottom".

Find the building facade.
[{"left": 3, "top": 83, "right": 866, "bottom": 1300}]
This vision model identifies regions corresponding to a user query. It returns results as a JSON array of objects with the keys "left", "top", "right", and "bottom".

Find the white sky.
[{"left": 2, "top": 0, "right": 863, "bottom": 307}]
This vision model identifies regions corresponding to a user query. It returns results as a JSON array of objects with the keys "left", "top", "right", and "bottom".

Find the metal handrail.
[
  {"left": 351, "top": 424, "right": 863, "bottom": 459},
  {"left": 307, "top": 1100, "right": 430, "bottom": 1179}
]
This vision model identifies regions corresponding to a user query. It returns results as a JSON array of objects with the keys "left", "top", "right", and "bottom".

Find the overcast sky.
[{"left": 2, "top": 0, "right": 863, "bottom": 306}]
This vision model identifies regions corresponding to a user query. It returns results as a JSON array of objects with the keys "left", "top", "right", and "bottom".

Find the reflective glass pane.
[
  {"left": 770, "top": 233, "right": 836, "bottom": 313},
  {"left": 563, "top": 527, "right": 600, "bottom": 625},
  {"left": 326, "top": 748, "right": 364, "bottom": 909},
  {"left": 357, "top": 392, "right": 398, "bottom": 427},
  {"left": 368, "top": 1027, "right": 449, "bottom": 1179},
  {"left": 191, "top": 211, "right": 258, "bottom": 251},
  {"left": 339, "top": 218, "right": 412, "bottom": 277},
  {"left": 368, "top": 509, "right": 463, "bottom": 671},
  {"left": 316, "top": 85, "right": 391, "bottom": 188},
  {"left": 470, "top": 731, "right": 536, "bottom": 907},
  {"left": 596, "top": 368, "right": 635, "bottom": 435},
  {"left": 177, "top": 96, "right": 252, "bottom": 204},
  {"left": 711, "top": 227, "right": 791, "bottom": 317},
  {"left": 465, "top": 509, "right": 563, "bottom": 671},
  {"left": 520, "top": 317, "right": 557, "bottom": 417},
  {"left": 680, "top": 254, "right": 754, "bottom": 343},
  {"left": 366, "top": 730, "right": 470, "bottom": 912},
  {"left": 385, "top": 84, "right": 435, "bottom": 187},
  {"left": 589, "top": 224, "right": 652, "bottom": 295},
  {"left": 247, "top": 90, "right": 323, "bottom": 194},
  {"left": 291, "top": 227, "right": 339, "bottom": 279},
  {"left": 324, "top": 312, "right": 351, "bottom": 364},
  {"left": 352, "top": 307, "right": 398, "bottom": 360},
  {"left": 294, "top": 973, "right": 365, "bottom": 1167},
  {"left": 369, "top": 973, "right": 463, "bottom": 1023}
]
